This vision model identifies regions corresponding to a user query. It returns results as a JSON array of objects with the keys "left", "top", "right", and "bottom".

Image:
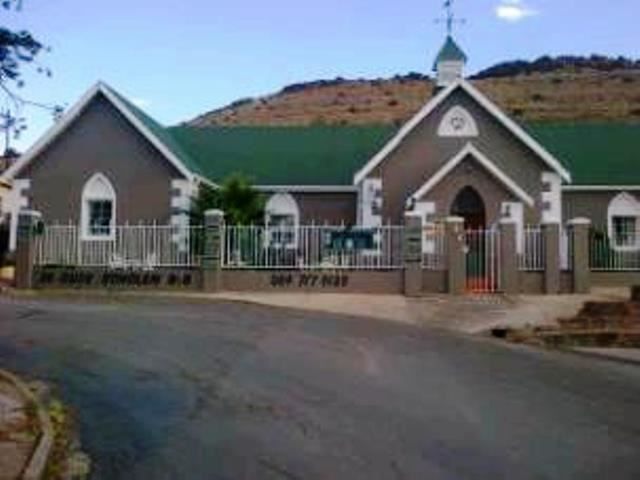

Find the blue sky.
[{"left": 5, "top": 0, "right": 639, "bottom": 150}]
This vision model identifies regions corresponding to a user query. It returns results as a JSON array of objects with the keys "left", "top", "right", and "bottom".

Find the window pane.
[
  {"left": 613, "top": 216, "right": 636, "bottom": 247},
  {"left": 269, "top": 214, "right": 295, "bottom": 245},
  {"left": 88, "top": 200, "right": 113, "bottom": 236}
]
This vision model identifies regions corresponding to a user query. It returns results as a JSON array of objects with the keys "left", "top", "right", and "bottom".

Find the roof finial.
[{"left": 436, "top": 0, "right": 466, "bottom": 37}]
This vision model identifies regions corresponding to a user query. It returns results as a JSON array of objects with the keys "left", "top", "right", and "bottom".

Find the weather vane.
[{"left": 436, "top": 0, "right": 466, "bottom": 36}]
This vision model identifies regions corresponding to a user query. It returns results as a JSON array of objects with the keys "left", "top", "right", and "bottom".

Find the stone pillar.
[
  {"left": 499, "top": 219, "right": 518, "bottom": 295},
  {"left": 15, "top": 210, "right": 41, "bottom": 290},
  {"left": 542, "top": 222, "right": 560, "bottom": 294},
  {"left": 202, "top": 209, "right": 224, "bottom": 292},
  {"left": 568, "top": 217, "right": 591, "bottom": 294},
  {"left": 403, "top": 212, "right": 423, "bottom": 297},
  {"left": 445, "top": 216, "right": 465, "bottom": 295}
]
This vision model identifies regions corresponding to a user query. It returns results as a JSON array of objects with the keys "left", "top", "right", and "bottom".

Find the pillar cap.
[
  {"left": 568, "top": 217, "right": 591, "bottom": 226},
  {"left": 204, "top": 209, "right": 224, "bottom": 218},
  {"left": 18, "top": 209, "right": 42, "bottom": 219},
  {"left": 404, "top": 211, "right": 423, "bottom": 218},
  {"left": 499, "top": 218, "right": 517, "bottom": 225},
  {"left": 541, "top": 220, "right": 561, "bottom": 226},
  {"left": 445, "top": 216, "right": 465, "bottom": 224}
]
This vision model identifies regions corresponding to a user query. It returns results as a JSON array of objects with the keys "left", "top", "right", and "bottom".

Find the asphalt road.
[{"left": 0, "top": 295, "right": 639, "bottom": 480}]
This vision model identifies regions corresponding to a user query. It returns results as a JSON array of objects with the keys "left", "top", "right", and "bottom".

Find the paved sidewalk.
[
  {"left": 158, "top": 287, "right": 629, "bottom": 334},
  {"left": 8, "top": 286, "right": 631, "bottom": 334},
  {"left": 572, "top": 348, "right": 640, "bottom": 365},
  {"left": 0, "top": 377, "right": 38, "bottom": 480}
]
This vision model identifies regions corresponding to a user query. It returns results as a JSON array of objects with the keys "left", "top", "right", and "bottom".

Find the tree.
[
  {"left": 0, "top": 0, "right": 61, "bottom": 154},
  {"left": 191, "top": 175, "right": 265, "bottom": 226}
]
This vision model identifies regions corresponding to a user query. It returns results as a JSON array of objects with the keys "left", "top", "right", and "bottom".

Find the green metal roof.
[
  {"left": 103, "top": 84, "right": 205, "bottom": 177},
  {"left": 433, "top": 36, "right": 467, "bottom": 70},
  {"left": 168, "top": 125, "right": 395, "bottom": 186},
  {"left": 107, "top": 84, "right": 640, "bottom": 187},
  {"left": 526, "top": 122, "right": 640, "bottom": 185},
  {"left": 165, "top": 122, "right": 640, "bottom": 187}
]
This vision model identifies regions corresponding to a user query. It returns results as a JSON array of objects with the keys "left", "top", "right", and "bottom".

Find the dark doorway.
[{"left": 450, "top": 186, "right": 486, "bottom": 230}]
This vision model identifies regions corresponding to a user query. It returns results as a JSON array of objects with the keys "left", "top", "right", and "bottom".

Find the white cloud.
[
  {"left": 131, "top": 97, "right": 151, "bottom": 108},
  {"left": 496, "top": 0, "right": 538, "bottom": 22}
]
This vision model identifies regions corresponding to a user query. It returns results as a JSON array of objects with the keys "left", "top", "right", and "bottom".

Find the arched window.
[
  {"left": 81, "top": 173, "right": 116, "bottom": 240},
  {"left": 438, "top": 105, "right": 479, "bottom": 137},
  {"left": 607, "top": 192, "right": 640, "bottom": 250},
  {"left": 265, "top": 193, "right": 299, "bottom": 248}
]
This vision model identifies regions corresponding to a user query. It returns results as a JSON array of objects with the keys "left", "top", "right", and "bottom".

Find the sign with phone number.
[{"left": 270, "top": 273, "right": 349, "bottom": 288}]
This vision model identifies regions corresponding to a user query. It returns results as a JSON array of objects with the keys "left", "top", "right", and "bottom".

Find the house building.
[{"left": 2, "top": 35, "right": 640, "bottom": 254}]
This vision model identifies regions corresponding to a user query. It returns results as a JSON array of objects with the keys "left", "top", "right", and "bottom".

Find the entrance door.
[
  {"left": 450, "top": 187, "right": 500, "bottom": 292},
  {"left": 450, "top": 186, "right": 486, "bottom": 230}
]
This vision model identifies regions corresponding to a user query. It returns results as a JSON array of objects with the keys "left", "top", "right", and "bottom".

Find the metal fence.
[
  {"left": 421, "top": 223, "right": 446, "bottom": 270},
  {"left": 518, "top": 226, "right": 544, "bottom": 271},
  {"left": 590, "top": 226, "right": 640, "bottom": 271},
  {"left": 35, "top": 224, "right": 204, "bottom": 268},
  {"left": 465, "top": 228, "right": 501, "bottom": 293},
  {"left": 221, "top": 225, "right": 404, "bottom": 270}
]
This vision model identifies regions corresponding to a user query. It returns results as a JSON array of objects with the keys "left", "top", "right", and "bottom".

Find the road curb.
[
  {"left": 0, "top": 370, "right": 54, "bottom": 480},
  {"left": 564, "top": 348, "right": 640, "bottom": 367}
]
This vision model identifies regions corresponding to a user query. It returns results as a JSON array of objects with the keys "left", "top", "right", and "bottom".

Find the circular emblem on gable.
[{"left": 450, "top": 115, "right": 466, "bottom": 131}]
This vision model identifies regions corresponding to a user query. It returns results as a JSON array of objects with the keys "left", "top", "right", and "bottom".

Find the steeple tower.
[{"left": 433, "top": 1, "right": 467, "bottom": 87}]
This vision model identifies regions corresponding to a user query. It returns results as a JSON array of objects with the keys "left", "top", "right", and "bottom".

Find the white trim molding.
[
  {"left": 358, "top": 178, "right": 383, "bottom": 228},
  {"left": 264, "top": 192, "right": 300, "bottom": 249},
  {"left": 541, "top": 172, "right": 562, "bottom": 224},
  {"left": 353, "top": 79, "right": 571, "bottom": 185},
  {"left": 501, "top": 201, "right": 524, "bottom": 253},
  {"left": 171, "top": 179, "right": 196, "bottom": 252},
  {"left": 437, "top": 105, "right": 479, "bottom": 137},
  {"left": 8, "top": 179, "right": 30, "bottom": 251},
  {"left": 81, "top": 173, "right": 117, "bottom": 241},
  {"left": 563, "top": 185, "right": 640, "bottom": 192},
  {"left": 409, "top": 143, "right": 535, "bottom": 207},
  {"left": 607, "top": 192, "right": 640, "bottom": 251},
  {"left": 1, "top": 82, "right": 195, "bottom": 183}
]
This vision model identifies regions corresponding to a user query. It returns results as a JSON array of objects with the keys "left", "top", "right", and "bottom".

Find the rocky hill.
[{"left": 187, "top": 55, "right": 640, "bottom": 127}]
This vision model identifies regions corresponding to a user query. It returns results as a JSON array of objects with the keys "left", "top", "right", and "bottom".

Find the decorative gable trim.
[
  {"left": 1, "top": 82, "right": 194, "bottom": 182},
  {"left": 438, "top": 105, "right": 478, "bottom": 137},
  {"left": 410, "top": 143, "right": 535, "bottom": 207},
  {"left": 353, "top": 79, "right": 571, "bottom": 185}
]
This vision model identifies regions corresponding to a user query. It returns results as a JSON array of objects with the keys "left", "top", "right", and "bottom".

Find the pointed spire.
[
  {"left": 433, "top": 1, "right": 467, "bottom": 87},
  {"left": 433, "top": 35, "right": 468, "bottom": 70}
]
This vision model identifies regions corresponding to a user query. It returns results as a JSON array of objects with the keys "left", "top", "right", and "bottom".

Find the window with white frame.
[
  {"left": 265, "top": 193, "right": 299, "bottom": 248},
  {"left": 81, "top": 173, "right": 116, "bottom": 240},
  {"left": 612, "top": 216, "right": 637, "bottom": 248},
  {"left": 607, "top": 192, "right": 640, "bottom": 250}
]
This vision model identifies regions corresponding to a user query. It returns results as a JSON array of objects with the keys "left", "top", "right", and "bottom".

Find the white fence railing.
[
  {"left": 518, "top": 226, "right": 544, "bottom": 271},
  {"left": 465, "top": 228, "right": 501, "bottom": 293},
  {"left": 35, "top": 225, "right": 204, "bottom": 268},
  {"left": 222, "top": 225, "right": 404, "bottom": 270},
  {"left": 422, "top": 223, "right": 446, "bottom": 270},
  {"left": 590, "top": 226, "right": 640, "bottom": 271}
]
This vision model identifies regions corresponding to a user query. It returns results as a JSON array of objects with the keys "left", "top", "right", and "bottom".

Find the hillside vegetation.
[{"left": 187, "top": 55, "right": 640, "bottom": 127}]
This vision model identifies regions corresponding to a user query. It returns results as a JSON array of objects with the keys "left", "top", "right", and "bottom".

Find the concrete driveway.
[{"left": 0, "top": 295, "right": 639, "bottom": 479}]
